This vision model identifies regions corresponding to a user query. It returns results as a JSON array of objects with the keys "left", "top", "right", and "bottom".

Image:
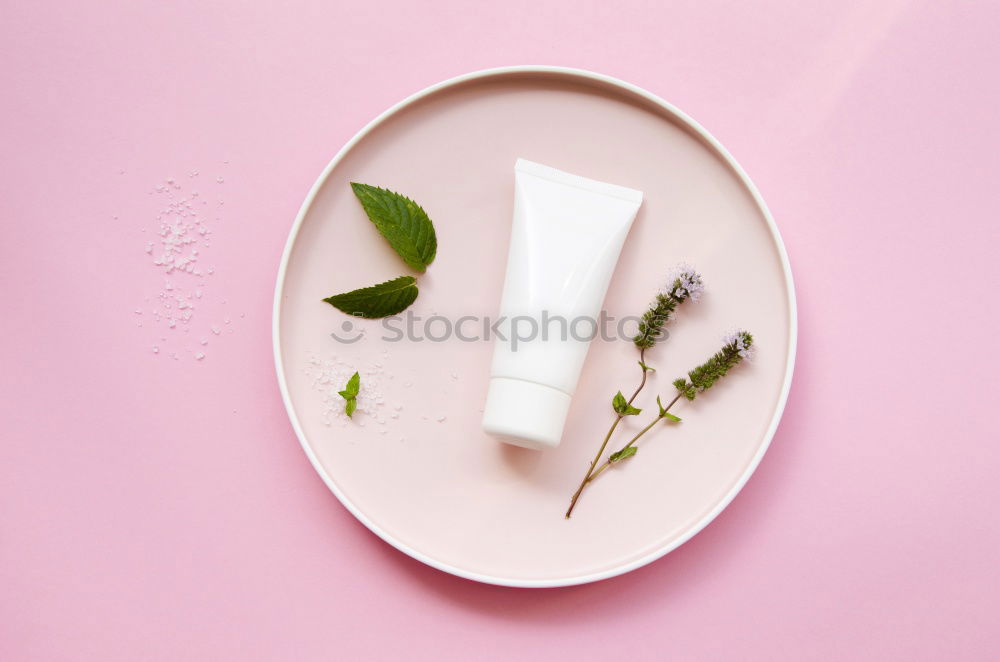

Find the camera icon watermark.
[{"left": 329, "top": 319, "right": 365, "bottom": 344}]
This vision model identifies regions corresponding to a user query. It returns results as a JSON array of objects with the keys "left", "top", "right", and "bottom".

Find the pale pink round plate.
[{"left": 273, "top": 66, "right": 796, "bottom": 587}]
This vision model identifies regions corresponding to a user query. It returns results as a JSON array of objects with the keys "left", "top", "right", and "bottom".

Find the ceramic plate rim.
[{"left": 272, "top": 65, "right": 798, "bottom": 588}]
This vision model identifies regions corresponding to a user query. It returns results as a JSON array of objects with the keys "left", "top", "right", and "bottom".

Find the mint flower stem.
[
  {"left": 565, "top": 330, "right": 755, "bottom": 517},
  {"left": 564, "top": 266, "right": 704, "bottom": 520},
  {"left": 588, "top": 393, "right": 683, "bottom": 483},
  {"left": 564, "top": 348, "right": 651, "bottom": 519}
]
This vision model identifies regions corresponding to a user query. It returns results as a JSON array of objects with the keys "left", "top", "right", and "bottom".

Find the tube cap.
[{"left": 482, "top": 377, "right": 572, "bottom": 450}]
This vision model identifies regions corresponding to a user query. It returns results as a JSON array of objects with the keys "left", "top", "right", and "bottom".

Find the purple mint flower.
[
  {"left": 666, "top": 264, "right": 704, "bottom": 302},
  {"left": 723, "top": 329, "right": 755, "bottom": 361}
]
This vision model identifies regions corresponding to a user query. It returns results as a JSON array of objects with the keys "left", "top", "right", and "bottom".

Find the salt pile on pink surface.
[{"left": 132, "top": 169, "right": 239, "bottom": 361}]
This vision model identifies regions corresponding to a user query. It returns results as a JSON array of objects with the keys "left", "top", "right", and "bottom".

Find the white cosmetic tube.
[{"left": 482, "top": 159, "right": 643, "bottom": 450}]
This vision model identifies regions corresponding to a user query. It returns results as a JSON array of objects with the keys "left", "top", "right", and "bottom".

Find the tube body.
[{"left": 482, "top": 159, "right": 643, "bottom": 449}]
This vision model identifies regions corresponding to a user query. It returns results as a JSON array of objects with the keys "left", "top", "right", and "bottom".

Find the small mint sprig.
[
  {"left": 569, "top": 330, "right": 755, "bottom": 513},
  {"left": 338, "top": 371, "right": 360, "bottom": 418},
  {"left": 565, "top": 266, "right": 703, "bottom": 519}
]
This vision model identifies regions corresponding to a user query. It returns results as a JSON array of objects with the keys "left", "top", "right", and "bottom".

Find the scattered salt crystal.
[
  {"left": 436, "top": 416, "right": 446, "bottom": 422},
  {"left": 195, "top": 352, "right": 205, "bottom": 360},
  {"left": 211, "top": 326, "right": 221, "bottom": 335},
  {"left": 200, "top": 338, "right": 208, "bottom": 345},
  {"left": 216, "top": 176, "right": 224, "bottom": 183},
  {"left": 134, "top": 308, "right": 142, "bottom": 314},
  {"left": 451, "top": 373, "right": 458, "bottom": 380},
  {"left": 404, "top": 381, "right": 412, "bottom": 387},
  {"left": 152, "top": 345, "right": 159, "bottom": 353}
]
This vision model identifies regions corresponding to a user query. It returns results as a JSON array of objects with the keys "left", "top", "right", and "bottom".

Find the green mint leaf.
[
  {"left": 350, "top": 183, "right": 437, "bottom": 272},
  {"left": 338, "top": 372, "right": 360, "bottom": 418},
  {"left": 638, "top": 360, "right": 655, "bottom": 373},
  {"left": 323, "top": 276, "right": 418, "bottom": 318},
  {"left": 609, "top": 446, "right": 638, "bottom": 463},
  {"left": 612, "top": 391, "right": 627, "bottom": 414},
  {"left": 343, "top": 371, "right": 360, "bottom": 398},
  {"left": 612, "top": 391, "right": 641, "bottom": 416},
  {"left": 662, "top": 412, "right": 682, "bottom": 422}
]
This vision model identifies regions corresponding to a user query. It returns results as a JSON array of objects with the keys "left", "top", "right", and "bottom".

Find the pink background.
[{"left": 2, "top": 1, "right": 998, "bottom": 660}]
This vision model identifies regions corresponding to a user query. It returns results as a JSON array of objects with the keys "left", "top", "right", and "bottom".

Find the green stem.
[
  {"left": 565, "top": 349, "right": 650, "bottom": 519},
  {"left": 589, "top": 393, "right": 683, "bottom": 483}
]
